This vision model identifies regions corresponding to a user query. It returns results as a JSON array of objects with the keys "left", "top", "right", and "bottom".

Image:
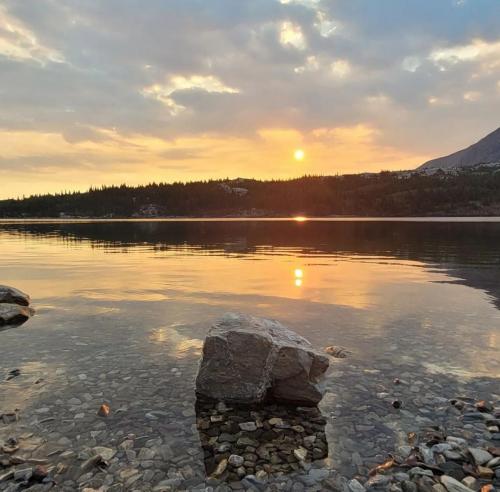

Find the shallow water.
[{"left": 0, "top": 220, "right": 499, "bottom": 489}]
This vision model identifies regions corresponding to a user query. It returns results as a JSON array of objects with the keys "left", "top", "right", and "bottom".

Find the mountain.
[{"left": 419, "top": 127, "right": 500, "bottom": 171}]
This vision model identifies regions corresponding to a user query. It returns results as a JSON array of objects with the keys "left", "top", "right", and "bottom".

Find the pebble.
[
  {"left": 348, "top": 478, "right": 366, "bottom": 492},
  {"left": 293, "top": 447, "right": 308, "bottom": 462},
  {"left": 228, "top": 454, "right": 244, "bottom": 467},
  {"left": 238, "top": 422, "right": 257, "bottom": 431},
  {"left": 468, "top": 447, "right": 493, "bottom": 465}
]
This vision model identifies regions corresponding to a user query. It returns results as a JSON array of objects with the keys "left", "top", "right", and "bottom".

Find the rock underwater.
[
  {"left": 0, "top": 285, "right": 34, "bottom": 327},
  {"left": 195, "top": 313, "right": 329, "bottom": 406}
]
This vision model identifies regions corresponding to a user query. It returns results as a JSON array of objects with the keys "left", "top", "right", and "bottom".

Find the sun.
[{"left": 294, "top": 149, "right": 305, "bottom": 161}]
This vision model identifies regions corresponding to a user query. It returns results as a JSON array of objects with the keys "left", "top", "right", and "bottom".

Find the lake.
[{"left": 0, "top": 219, "right": 499, "bottom": 490}]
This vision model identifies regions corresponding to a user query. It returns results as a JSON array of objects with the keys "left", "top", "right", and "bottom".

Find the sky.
[{"left": 0, "top": 0, "right": 500, "bottom": 199}]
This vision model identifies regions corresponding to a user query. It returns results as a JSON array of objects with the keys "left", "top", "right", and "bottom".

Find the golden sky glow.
[
  {"left": 0, "top": 1, "right": 499, "bottom": 198},
  {"left": 0, "top": 125, "right": 430, "bottom": 199}
]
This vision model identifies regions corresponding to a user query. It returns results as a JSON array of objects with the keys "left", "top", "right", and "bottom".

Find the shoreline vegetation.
[{"left": 1, "top": 165, "right": 500, "bottom": 219}]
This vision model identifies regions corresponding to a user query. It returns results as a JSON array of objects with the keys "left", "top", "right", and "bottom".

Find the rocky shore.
[
  {"left": 0, "top": 286, "right": 34, "bottom": 328},
  {"left": 1, "top": 392, "right": 498, "bottom": 492},
  {"left": 1, "top": 313, "right": 498, "bottom": 491}
]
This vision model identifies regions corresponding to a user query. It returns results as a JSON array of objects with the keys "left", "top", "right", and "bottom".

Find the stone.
[
  {"left": 13, "top": 467, "right": 33, "bottom": 482},
  {"left": 486, "top": 456, "right": 500, "bottom": 467},
  {"left": 213, "top": 458, "right": 228, "bottom": 477},
  {"left": 0, "top": 303, "right": 34, "bottom": 326},
  {"left": 468, "top": 448, "right": 493, "bottom": 465},
  {"left": 0, "top": 285, "right": 30, "bottom": 306},
  {"left": 475, "top": 401, "right": 493, "bottom": 413},
  {"left": 325, "top": 346, "right": 351, "bottom": 358},
  {"left": 228, "top": 455, "right": 244, "bottom": 467},
  {"left": 93, "top": 447, "right": 116, "bottom": 461},
  {"left": 348, "top": 479, "right": 366, "bottom": 492},
  {"left": 268, "top": 418, "right": 284, "bottom": 426},
  {"left": 477, "top": 466, "right": 493, "bottom": 479},
  {"left": 293, "top": 447, "right": 308, "bottom": 461},
  {"left": 402, "top": 481, "right": 418, "bottom": 492},
  {"left": 366, "top": 475, "right": 391, "bottom": 488},
  {"left": 433, "top": 485, "right": 447, "bottom": 492},
  {"left": 461, "top": 477, "right": 478, "bottom": 491},
  {"left": 195, "top": 313, "right": 329, "bottom": 406},
  {"left": 441, "top": 475, "right": 475, "bottom": 492},
  {"left": 97, "top": 404, "right": 110, "bottom": 417},
  {"left": 239, "top": 422, "right": 257, "bottom": 431}
]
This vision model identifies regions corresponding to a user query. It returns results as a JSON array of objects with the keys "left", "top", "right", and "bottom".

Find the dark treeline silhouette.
[{"left": 2, "top": 167, "right": 500, "bottom": 217}]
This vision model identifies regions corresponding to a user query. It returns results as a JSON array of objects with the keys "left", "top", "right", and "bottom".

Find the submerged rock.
[
  {"left": 0, "top": 285, "right": 30, "bottom": 306},
  {"left": 0, "top": 303, "right": 34, "bottom": 326},
  {"left": 195, "top": 313, "right": 329, "bottom": 406}
]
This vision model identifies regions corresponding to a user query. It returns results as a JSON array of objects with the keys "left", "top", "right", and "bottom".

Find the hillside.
[
  {"left": 419, "top": 127, "right": 500, "bottom": 171},
  {"left": 1, "top": 166, "right": 500, "bottom": 218}
]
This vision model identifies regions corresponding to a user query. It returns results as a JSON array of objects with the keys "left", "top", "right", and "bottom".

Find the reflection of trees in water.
[{"left": 2, "top": 221, "right": 500, "bottom": 308}]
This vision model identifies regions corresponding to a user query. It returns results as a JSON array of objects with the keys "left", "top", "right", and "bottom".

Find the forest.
[{"left": 1, "top": 166, "right": 500, "bottom": 218}]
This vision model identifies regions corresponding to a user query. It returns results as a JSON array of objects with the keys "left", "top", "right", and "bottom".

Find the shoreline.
[{"left": 2, "top": 216, "right": 500, "bottom": 224}]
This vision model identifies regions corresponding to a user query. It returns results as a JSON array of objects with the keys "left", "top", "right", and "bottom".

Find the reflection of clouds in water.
[
  {"left": 422, "top": 361, "right": 489, "bottom": 379},
  {"left": 0, "top": 361, "right": 59, "bottom": 411},
  {"left": 487, "top": 332, "right": 497, "bottom": 350},
  {"left": 149, "top": 325, "right": 203, "bottom": 358}
]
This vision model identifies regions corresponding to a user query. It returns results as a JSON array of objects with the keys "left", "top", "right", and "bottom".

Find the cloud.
[
  {"left": 0, "top": 4, "right": 64, "bottom": 64},
  {"left": 280, "top": 21, "right": 306, "bottom": 50},
  {"left": 141, "top": 75, "right": 240, "bottom": 115},
  {"left": 429, "top": 39, "right": 500, "bottom": 71},
  {"left": 0, "top": 0, "right": 499, "bottom": 197}
]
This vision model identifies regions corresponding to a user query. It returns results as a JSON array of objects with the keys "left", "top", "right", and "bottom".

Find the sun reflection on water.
[{"left": 294, "top": 268, "right": 304, "bottom": 287}]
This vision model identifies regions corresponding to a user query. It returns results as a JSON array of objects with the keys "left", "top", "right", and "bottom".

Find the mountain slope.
[{"left": 419, "top": 127, "right": 500, "bottom": 171}]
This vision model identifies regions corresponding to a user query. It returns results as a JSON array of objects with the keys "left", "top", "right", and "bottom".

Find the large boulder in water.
[
  {"left": 0, "top": 285, "right": 30, "bottom": 306},
  {"left": 195, "top": 313, "right": 329, "bottom": 406}
]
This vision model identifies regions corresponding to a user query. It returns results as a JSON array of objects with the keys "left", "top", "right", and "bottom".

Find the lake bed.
[{"left": 0, "top": 220, "right": 499, "bottom": 491}]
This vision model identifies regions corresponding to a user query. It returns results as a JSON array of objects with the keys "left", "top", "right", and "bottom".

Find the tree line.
[{"left": 1, "top": 167, "right": 500, "bottom": 217}]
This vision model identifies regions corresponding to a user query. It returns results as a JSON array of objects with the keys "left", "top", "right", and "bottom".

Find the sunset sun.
[{"left": 294, "top": 149, "right": 305, "bottom": 161}]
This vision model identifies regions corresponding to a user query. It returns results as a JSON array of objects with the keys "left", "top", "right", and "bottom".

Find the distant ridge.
[{"left": 419, "top": 127, "right": 500, "bottom": 171}]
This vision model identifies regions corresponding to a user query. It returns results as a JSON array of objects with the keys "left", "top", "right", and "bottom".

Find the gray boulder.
[
  {"left": 0, "top": 303, "right": 34, "bottom": 326},
  {"left": 0, "top": 285, "right": 30, "bottom": 306},
  {"left": 196, "top": 313, "right": 329, "bottom": 406}
]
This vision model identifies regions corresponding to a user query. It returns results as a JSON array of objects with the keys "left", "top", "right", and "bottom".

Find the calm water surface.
[{"left": 0, "top": 220, "right": 499, "bottom": 487}]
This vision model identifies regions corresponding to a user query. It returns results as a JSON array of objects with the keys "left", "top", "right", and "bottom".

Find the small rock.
[
  {"left": 348, "top": 479, "right": 366, "bottom": 492},
  {"left": 293, "top": 447, "right": 308, "bottom": 461},
  {"left": 81, "top": 455, "right": 106, "bottom": 472},
  {"left": 239, "top": 422, "right": 257, "bottom": 431},
  {"left": 212, "top": 458, "right": 228, "bottom": 477},
  {"left": 13, "top": 467, "right": 33, "bottom": 482},
  {"left": 468, "top": 448, "right": 493, "bottom": 465},
  {"left": 441, "top": 475, "right": 475, "bottom": 492},
  {"left": 0, "top": 285, "right": 30, "bottom": 306},
  {"left": 325, "top": 346, "right": 351, "bottom": 358},
  {"left": 475, "top": 401, "right": 493, "bottom": 413},
  {"left": 32, "top": 465, "right": 48, "bottom": 481},
  {"left": 97, "top": 403, "right": 110, "bottom": 417},
  {"left": 477, "top": 466, "right": 493, "bottom": 479},
  {"left": 461, "top": 477, "right": 478, "bottom": 491},
  {"left": 228, "top": 454, "right": 244, "bottom": 467},
  {"left": 93, "top": 447, "right": 116, "bottom": 461},
  {"left": 0, "top": 303, "right": 33, "bottom": 326}
]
